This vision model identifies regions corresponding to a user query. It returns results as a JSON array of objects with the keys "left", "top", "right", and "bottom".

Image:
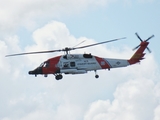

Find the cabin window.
[
  {"left": 63, "top": 62, "right": 69, "bottom": 68},
  {"left": 70, "top": 62, "right": 75, "bottom": 67}
]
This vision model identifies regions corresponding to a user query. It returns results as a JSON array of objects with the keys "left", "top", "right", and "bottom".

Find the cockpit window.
[
  {"left": 44, "top": 61, "right": 49, "bottom": 67},
  {"left": 39, "top": 63, "right": 44, "bottom": 67},
  {"left": 39, "top": 61, "right": 49, "bottom": 68}
]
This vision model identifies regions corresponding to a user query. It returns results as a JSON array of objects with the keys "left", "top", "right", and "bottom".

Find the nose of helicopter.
[{"left": 28, "top": 67, "right": 42, "bottom": 75}]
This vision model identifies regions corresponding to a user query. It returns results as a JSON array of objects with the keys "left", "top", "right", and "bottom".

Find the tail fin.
[{"left": 128, "top": 41, "right": 149, "bottom": 65}]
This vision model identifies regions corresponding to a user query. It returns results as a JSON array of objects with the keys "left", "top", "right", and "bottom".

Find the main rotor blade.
[
  {"left": 73, "top": 40, "right": 86, "bottom": 48},
  {"left": 135, "top": 33, "right": 143, "bottom": 42},
  {"left": 146, "top": 35, "right": 154, "bottom": 42},
  {"left": 6, "top": 37, "right": 126, "bottom": 57},
  {"left": 5, "top": 49, "right": 62, "bottom": 57},
  {"left": 73, "top": 37, "right": 126, "bottom": 50}
]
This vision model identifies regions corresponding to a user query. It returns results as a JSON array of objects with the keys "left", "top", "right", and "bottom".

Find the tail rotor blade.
[
  {"left": 135, "top": 33, "right": 143, "bottom": 42},
  {"left": 146, "top": 35, "right": 154, "bottom": 42},
  {"left": 133, "top": 45, "right": 140, "bottom": 51},
  {"left": 147, "top": 47, "right": 151, "bottom": 53}
]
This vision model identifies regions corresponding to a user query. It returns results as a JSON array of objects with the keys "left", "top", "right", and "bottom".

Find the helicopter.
[{"left": 6, "top": 33, "right": 154, "bottom": 80}]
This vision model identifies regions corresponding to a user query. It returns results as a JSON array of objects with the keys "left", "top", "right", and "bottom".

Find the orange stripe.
[{"left": 95, "top": 56, "right": 110, "bottom": 69}]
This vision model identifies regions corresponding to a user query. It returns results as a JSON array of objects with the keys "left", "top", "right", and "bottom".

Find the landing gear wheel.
[
  {"left": 55, "top": 74, "right": 63, "bottom": 80},
  {"left": 94, "top": 70, "right": 99, "bottom": 79},
  {"left": 95, "top": 75, "right": 99, "bottom": 78},
  {"left": 44, "top": 74, "right": 48, "bottom": 77}
]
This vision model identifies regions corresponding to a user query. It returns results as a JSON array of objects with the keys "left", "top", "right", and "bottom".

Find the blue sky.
[{"left": 0, "top": 0, "right": 160, "bottom": 120}]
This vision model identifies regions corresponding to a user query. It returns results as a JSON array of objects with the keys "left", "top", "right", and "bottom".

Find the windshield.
[
  {"left": 39, "top": 61, "right": 49, "bottom": 67},
  {"left": 39, "top": 62, "right": 44, "bottom": 67}
]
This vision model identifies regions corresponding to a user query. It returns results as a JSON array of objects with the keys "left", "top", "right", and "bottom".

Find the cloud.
[
  {"left": 0, "top": 0, "right": 111, "bottom": 33},
  {"left": 84, "top": 78, "right": 159, "bottom": 120},
  {"left": 154, "top": 105, "right": 160, "bottom": 120},
  {"left": 0, "top": 40, "right": 8, "bottom": 70},
  {"left": 24, "top": 20, "right": 110, "bottom": 67},
  {"left": 0, "top": 20, "right": 99, "bottom": 120},
  {"left": 0, "top": 0, "right": 155, "bottom": 34},
  {"left": 0, "top": 20, "right": 159, "bottom": 120},
  {"left": 83, "top": 52, "right": 160, "bottom": 120}
]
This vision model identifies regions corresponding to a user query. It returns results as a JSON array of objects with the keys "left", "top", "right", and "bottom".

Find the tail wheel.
[
  {"left": 95, "top": 75, "right": 99, "bottom": 78},
  {"left": 55, "top": 74, "right": 63, "bottom": 80},
  {"left": 94, "top": 70, "right": 99, "bottom": 79}
]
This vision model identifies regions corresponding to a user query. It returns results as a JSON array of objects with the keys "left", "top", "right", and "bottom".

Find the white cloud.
[
  {"left": 84, "top": 78, "right": 159, "bottom": 120},
  {"left": 88, "top": 53, "right": 160, "bottom": 119},
  {"left": 54, "top": 102, "right": 83, "bottom": 120},
  {"left": 0, "top": 0, "right": 111, "bottom": 33},
  {"left": 24, "top": 20, "right": 105, "bottom": 66},
  {"left": 0, "top": 0, "right": 156, "bottom": 34},
  {"left": 0, "top": 40, "right": 8, "bottom": 70},
  {"left": 20, "top": 109, "right": 55, "bottom": 120},
  {"left": 154, "top": 105, "right": 160, "bottom": 120},
  {"left": 82, "top": 51, "right": 160, "bottom": 120},
  {"left": 24, "top": 21, "right": 77, "bottom": 65}
]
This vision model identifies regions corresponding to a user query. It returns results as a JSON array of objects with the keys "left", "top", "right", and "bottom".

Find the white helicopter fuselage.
[{"left": 58, "top": 54, "right": 129, "bottom": 74}]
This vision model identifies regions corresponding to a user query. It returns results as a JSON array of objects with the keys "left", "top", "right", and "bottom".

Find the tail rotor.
[{"left": 133, "top": 33, "right": 154, "bottom": 53}]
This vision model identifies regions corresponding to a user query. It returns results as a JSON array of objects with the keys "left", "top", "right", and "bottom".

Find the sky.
[{"left": 0, "top": 0, "right": 160, "bottom": 120}]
